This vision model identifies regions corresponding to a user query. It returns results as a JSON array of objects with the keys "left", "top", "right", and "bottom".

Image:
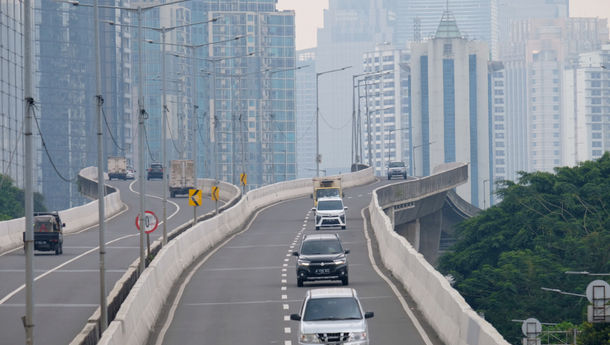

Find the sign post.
[
  {"left": 189, "top": 189, "right": 202, "bottom": 225},
  {"left": 135, "top": 211, "right": 158, "bottom": 259},
  {"left": 211, "top": 185, "right": 220, "bottom": 214}
]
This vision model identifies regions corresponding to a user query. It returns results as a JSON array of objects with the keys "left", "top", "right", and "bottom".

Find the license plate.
[{"left": 315, "top": 268, "right": 330, "bottom": 274}]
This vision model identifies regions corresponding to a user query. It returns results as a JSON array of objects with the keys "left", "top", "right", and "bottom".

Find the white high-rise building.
[
  {"left": 411, "top": 11, "right": 491, "bottom": 207},
  {"left": 362, "top": 46, "right": 411, "bottom": 176},
  {"left": 563, "top": 45, "right": 610, "bottom": 166}
]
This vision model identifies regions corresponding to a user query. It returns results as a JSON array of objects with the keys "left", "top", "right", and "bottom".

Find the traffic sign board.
[
  {"left": 240, "top": 173, "right": 247, "bottom": 186},
  {"left": 211, "top": 186, "right": 220, "bottom": 201},
  {"left": 135, "top": 211, "right": 159, "bottom": 234},
  {"left": 189, "top": 189, "right": 202, "bottom": 206}
]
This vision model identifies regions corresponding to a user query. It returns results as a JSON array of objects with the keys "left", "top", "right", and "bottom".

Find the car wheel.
[
  {"left": 55, "top": 244, "right": 60, "bottom": 255},
  {"left": 59, "top": 242, "right": 63, "bottom": 254},
  {"left": 297, "top": 278, "right": 304, "bottom": 287},
  {"left": 315, "top": 226, "right": 320, "bottom": 230},
  {"left": 341, "top": 225, "right": 346, "bottom": 230},
  {"left": 387, "top": 175, "right": 391, "bottom": 180},
  {"left": 341, "top": 276, "right": 349, "bottom": 286},
  {"left": 403, "top": 173, "right": 407, "bottom": 179}
]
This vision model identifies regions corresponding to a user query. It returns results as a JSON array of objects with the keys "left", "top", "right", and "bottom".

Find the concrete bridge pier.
[{"left": 395, "top": 213, "right": 442, "bottom": 265}]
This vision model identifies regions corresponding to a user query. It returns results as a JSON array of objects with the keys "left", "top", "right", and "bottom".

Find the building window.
[{"left": 443, "top": 43, "right": 452, "bottom": 55}]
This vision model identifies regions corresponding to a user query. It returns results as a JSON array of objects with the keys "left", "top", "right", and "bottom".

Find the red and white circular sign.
[{"left": 135, "top": 211, "right": 159, "bottom": 234}]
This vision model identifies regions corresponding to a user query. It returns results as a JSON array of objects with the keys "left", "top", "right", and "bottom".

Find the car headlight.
[
  {"left": 300, "top": 334, "right": 321, "bottom": 343},
  {"left": 333, "top": 258, "right": 346, "bottom": 265},
  {"left": 347, "top": 332, "right": 367, "bottom": 341},
  {"left": 298, "top": 259, "right": 310, "bottom": 266}
]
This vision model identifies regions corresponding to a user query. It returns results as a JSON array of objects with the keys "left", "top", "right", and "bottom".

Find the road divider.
[
  {"left": 93, "top": 168, "right": 374, "bottom": 345},
  {"left": 367, "top": 164, "right": 510, "bottom": 345},
  {"left": 0, "top": 167, "right": 124, "bottom": 253}
]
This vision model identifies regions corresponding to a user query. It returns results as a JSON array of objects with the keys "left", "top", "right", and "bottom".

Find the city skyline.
[{"left": 278, "top": 0, "right": 610, "bottom": 50}]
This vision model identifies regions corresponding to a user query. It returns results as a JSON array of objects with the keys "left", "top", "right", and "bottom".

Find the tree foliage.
[
  {"left": 0, "top": 174, "right": 47, "bottom": 220},
  {"left": 438, "top": 153, "right": 610, "bottom": 343}
]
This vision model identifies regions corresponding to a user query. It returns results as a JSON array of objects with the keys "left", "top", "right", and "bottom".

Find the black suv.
[
  {"left": 147, "top": 163, "right": 163, "bottom": 180},
  {"left": 292, "top": 233, "right": 349, "bottom": 287}
]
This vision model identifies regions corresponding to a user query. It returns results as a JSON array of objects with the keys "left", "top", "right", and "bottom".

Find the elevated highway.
[
  {"left": 0, "top": 168, "right": 239, "bottom": 345},
  {"left": 1, "top": 164, "right": 510, "bottom": 345}
]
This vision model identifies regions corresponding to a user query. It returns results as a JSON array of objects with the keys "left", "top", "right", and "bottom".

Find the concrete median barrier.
[
  {"left": 96, "top": 168, "right": 375, "bottom": 345},
  {"left": 368, "top": 171, "right": 509, "bottom": 345},
  {"left": 0, "top": 167, "right": 124, "bottom": 253}
]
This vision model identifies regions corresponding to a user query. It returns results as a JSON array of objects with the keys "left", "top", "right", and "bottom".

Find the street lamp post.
[
  {"left": 386, "top": 127, "right": 412, "bottom": 165},
  {"left": 316, "top": 66, "right": 351, "bottom": 176},
  {"left": 483, "top": 179, "right": 489, "bottom": 209},
  {"left": 412, "top": 141, "right": 435, "bottom": 177}
]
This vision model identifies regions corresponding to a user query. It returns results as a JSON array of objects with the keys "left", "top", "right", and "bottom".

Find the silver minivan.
[{"left": 290, "top": 288, "right": 374, "bottom": 345}]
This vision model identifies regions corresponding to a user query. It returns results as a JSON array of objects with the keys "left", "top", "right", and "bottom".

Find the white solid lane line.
[
  {"left": 0, "top": 233, "right": 137, "bottom": 305},
  {"left": 360, "top": 207, "right": 434, "bottom": 345}
]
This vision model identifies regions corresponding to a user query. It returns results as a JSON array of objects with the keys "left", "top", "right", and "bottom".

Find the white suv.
[
  {"left": 290, "top": 288, "right": 374, "bottom": 345},
  {"left": 312, "top": 197, "right": 347, "bottom": 230}
]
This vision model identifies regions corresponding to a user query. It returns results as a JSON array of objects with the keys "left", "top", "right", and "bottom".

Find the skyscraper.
[
  {"left": 190, "top": 0, "right": 296, "bottom": 188},
  {"left": 36, "top": 2, "right": 132, "bottom": 209},
  {"left": 362, "top": 46, "right": 411, "bottom": 176},
  {"left": 500, "top": 17, "right": 608, "bottom": 179},
  {"left": 316, "top": 0, "right": 393, "bottom": 175},
  {"left": 394, "top": 0, "right": 498, "bottom": 58},
  {"left": 410, "top": 11, "right": 491, "bottom": 206},
  {"left": 296, "top": 49, "right": 316, "bottom": 178},
  {"left": 0, "top": 0, "right": 28, "bottom": 189},
  {"left": 563, "top": 44, "right": 610, "bottom": 166}
]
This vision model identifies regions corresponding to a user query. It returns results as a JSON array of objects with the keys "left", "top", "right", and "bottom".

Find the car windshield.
[
  {"left": 303, "top": 297, "right": 362, "bottom": 321},
  {"left": 34, "top": 220, "right": 55, "bottom": 232},
  {"left": 316, "top": 188, "right": 340, "bottom": 199},
  {"left": 301, "top": 240, "right": 343, "bottom": 255},
  {"left": 389, "top": 162, "right": 404, "bottom": 168},
  {"left": 317, "top": 200, "right": 343, "bottom": 211}
]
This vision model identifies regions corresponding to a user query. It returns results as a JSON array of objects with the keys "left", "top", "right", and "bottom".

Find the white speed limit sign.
[{"left": 135, "top": 211, "right": 159, "bottom": 234}]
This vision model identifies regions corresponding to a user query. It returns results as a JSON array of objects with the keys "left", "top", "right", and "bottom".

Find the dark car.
[
  {"left": 293, "top": 233, "right": 349, "bottom": 287},
  {"left": 23, "top": 212, "right": 66, "bottom": 255},
  {"left": 147, "top": 163, "right": 163, "bottom": 180},
  {"left": 387, "top": 161, "right": 407, "bottom": 180}
]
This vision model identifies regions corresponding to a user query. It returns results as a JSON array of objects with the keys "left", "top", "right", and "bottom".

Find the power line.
[
  {"left": 31, "top": 104, "right": 77, "bottom": 183},
  {"left": 101, "top": 104, "right": 126, "bottom": 152}
]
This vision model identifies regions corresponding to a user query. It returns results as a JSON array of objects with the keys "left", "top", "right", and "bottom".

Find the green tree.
[
  {"left": 438, "top": 153, "right": 610, "bottom": 343},
  {"left": 0, "top": 174, "right": 47, "bottom": 220}
]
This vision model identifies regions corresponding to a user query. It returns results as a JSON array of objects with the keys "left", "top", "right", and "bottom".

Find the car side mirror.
[
  {"left": 310, "top": 194, "right": 313, "bottom": 199},
  {"left": 344, "top": 207, "right": 348, "bottom": 210},
  {"left": 62, "top": 223, "right": 66, "bottom": 228},
  {"left": 290, "top": 314, "right": 301, "bottom": 321},
  {"left": 311, "top": 207, "right": 316, "bottom": 212},
  {"left": 344, "top": 249, "right": 350, "bottom": 254},
  {"left": 292, "top": 251, "right": 299, "bottom": 257},
  {"left": 364, "top": 312, "right": 374, "bottom": 319}
]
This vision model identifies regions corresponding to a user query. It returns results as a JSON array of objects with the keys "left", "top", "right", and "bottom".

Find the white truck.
[
  {"left": 107, "top": 156, "right": 127, "bottom": 180},
  {"left": 169, "top": 159, "right": 195, "bottom": 198}
]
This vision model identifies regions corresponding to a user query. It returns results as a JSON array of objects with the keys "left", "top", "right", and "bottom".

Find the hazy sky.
[{"left": 277, "top": 0, "right": 610, "bottom": 50}]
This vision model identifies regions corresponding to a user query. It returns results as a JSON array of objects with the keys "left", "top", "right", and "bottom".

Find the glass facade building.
[
  {"left": 296, "top": 49, "right": 316, "bottom": 179},
  {"left": 189, "top": 0, "right": 296, "bottom": 188},
  {"left": 0, "top": 0, "right": 27, "bottom": 189},
  {"left": 35, "top": 1, "right": 132, "bottom": 210}
]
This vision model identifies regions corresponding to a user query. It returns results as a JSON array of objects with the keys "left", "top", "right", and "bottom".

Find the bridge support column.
[
  {"left": 419, "top": 211, "right": 442, "bottom": 265},
  {"left": 395, "top": 220, "right": 420, "bottom": 251}
]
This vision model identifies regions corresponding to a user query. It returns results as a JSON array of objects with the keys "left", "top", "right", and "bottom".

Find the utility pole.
[
  {"left": 23, "top": 0, "right": 34, "bottom": 342},
  {"left": 93, "top": 0, "right": 108, "bottom": 331}
]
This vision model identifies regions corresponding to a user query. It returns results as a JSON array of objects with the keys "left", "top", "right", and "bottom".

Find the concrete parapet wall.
[
  {"left": 0, "top": 167, "right": 124, "bottom": 253},
  {"left": 368, "top": 168, "right": 509, "bottom": 345},
  {"left": 96, "top": 167, "right": 375, "bottom": 345}
]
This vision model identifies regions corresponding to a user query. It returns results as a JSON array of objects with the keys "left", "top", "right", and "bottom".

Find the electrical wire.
[
  {"left": 141, "top": 122, "right": 156, "bottom": 162},
  {"left": 101, "top": 105, "right": 126, "bottom": 152},
  {"left": 31, "top": 103, "right": 77, "bottom": 183}
]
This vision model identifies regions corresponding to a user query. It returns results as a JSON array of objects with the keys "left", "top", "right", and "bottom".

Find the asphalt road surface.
[
  {"left": 0, "top": 178, "right": 218, "bottom": 345},
  {"left": 147, "top": 178, "right": 444, "bottom": 345}
]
